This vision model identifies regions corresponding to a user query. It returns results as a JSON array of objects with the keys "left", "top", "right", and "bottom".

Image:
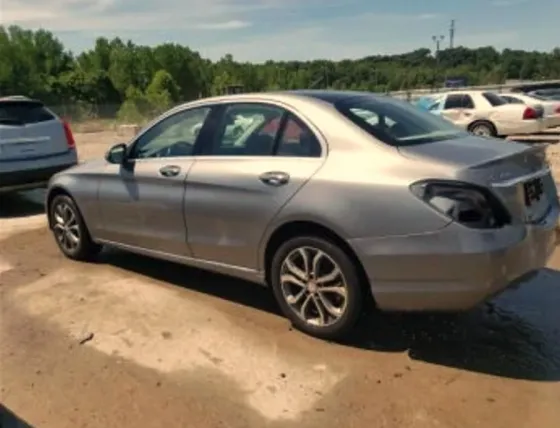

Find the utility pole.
[{"left": 449, "top": 20, "right": 455, "bottom": 49}]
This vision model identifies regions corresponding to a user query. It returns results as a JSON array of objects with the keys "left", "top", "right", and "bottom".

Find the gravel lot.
[{"left": 1, "top": 131, "right": 559, "bottom": 428}]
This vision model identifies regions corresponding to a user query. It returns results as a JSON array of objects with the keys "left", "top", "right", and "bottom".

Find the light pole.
[
  {"left": 432, "top": 35, "right": 445, "bottom": 88},
  {"left": 432, "top": 35, "right": 445, "bottom": 64}
]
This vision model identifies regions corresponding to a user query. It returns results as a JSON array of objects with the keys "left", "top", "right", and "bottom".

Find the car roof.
[{"left": 179, "top": 90, "right": 394, "bottom": 109}]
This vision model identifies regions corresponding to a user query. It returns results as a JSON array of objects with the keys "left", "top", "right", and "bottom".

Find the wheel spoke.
[
  {"left": 67, "top": 230, "right": 80, "bottom": 244},
  {"left": 286, "top": 287, "right": 307, "bottom": 305},
  {"left": 65, "top": 207, "right": 75, "bottom": 225},
  {"left": 317, "top": 291, "right": 344, "bottom": 318},
  {"left": 315, "top": 266, "right": 341, "bottom": 284},
  {"left": 311, "top": 250, "right": 325, "bottom": 278},
  {"left": 280, "top": 274, "right": 307, "bottom": 289},
  {"left": 297, "top": 248, "right": 310, "bottom": 277},
  {"left": 284, "top": 258, "right": 307, "bottom": 281},
  {"left": 299, "top": 294, "right": 313, "bottom": 318},
  {"left": 318, "top": 285, "right": 347, "bottom": 297},
  {"left": 310, "top": 295, "right": 326, "bottom": 326}
]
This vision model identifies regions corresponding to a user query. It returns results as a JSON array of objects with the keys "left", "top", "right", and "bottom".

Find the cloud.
[
  {"left": 0, "top": 0, "right": 266, "bottom": 31},
  {"left": 193, "top": 20, "right": 252, "bottom": 30}
]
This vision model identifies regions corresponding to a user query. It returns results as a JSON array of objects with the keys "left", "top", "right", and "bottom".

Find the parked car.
[
  {"left": 45, "top": 90, "right": 559, "bottom": 340},
  {"left": 0, "top": 96, "right": 78, "bottom": 193},
  {"left": 529, "top": 89, "right": 560, "bottom": 101},
  {"left": 501, "top": 92, "right": 560, "bottom": 129},
  {"left": 415, "top": 90, "right": 545, "bottom": 137}
]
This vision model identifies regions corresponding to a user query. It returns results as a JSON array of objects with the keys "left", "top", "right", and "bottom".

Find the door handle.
[
  {"left": 159, "top": 165, "right": 181, "bottom": 177},
  {"left": 259, "top": 171, "right": 290, "bottom": 186}
]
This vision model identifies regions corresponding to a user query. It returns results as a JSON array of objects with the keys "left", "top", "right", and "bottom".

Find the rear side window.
[
  {"left": 276, "top": 114, "right": 321, "bottom": 158},
  {"left": 501, "top": 95, "right": 524, "bottom": 104},
  {"left": 0, "top": 101, "right": 55, "bottom": 125},
  {"left": 482, "top": 92, "right": 506, "bottom": 106}
]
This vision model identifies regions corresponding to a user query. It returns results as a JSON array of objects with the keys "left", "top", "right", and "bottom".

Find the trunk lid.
[
  {"left": 0, "top": 99, "right": 70, "bottom": 161},
  {"left": 398, "top": 135, "right": 556, "bottom": 223}
]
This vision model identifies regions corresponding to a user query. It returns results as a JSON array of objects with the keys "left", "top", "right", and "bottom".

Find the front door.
[
  {"left": 440, "top": 93, "right": 475, "bottom": 128},
  {"left": 184, "top": 102, "right": 325, "bottom": 269},
  {"left": 97, "top": 106, "right": 212, "bottom": 255}
]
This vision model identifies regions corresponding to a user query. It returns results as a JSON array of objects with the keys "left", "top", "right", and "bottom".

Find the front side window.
[
  {"left": 443, "top": 94, "right": 474, "bottom": 109},
  {"left": 336, "top": 95, "right": 466, "bottom": 146},
  {"left": 129, "top": 107, "right": 211, "bottom": 159}
]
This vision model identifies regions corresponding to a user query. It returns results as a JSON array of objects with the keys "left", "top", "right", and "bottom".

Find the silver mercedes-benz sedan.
[{"left": 46, "top": 90, "right": 559, "bottom": 340}]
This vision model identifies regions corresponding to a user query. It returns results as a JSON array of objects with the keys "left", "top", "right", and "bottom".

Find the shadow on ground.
[
  {"left": 99, "top": 248, "right": 560, "bottom": 382},
  {"left": 0, "top": 404, "right": 33, "bottom": 428},
  {"left": 0, "top": 190, "right": 46, "bottom": 219}
]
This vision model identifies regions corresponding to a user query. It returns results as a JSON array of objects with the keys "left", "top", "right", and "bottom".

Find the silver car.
[
  {"left": 0, "top": 96, "right": 78, "bottom": 193},
  {"left": 46, "top": 90, "right": 559, "bottom": 340}
]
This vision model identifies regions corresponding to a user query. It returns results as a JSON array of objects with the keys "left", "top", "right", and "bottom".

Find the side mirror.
[{"left": 105, "top": 143, "right": 127, "bottom": 164}]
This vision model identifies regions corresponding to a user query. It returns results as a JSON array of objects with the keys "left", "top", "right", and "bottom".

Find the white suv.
[{"left": 0, "top": 96, "right": 78, "bottom": 193}]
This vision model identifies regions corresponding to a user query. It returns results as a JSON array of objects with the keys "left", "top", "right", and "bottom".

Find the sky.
[{"left": 1, "top": 0, "right": 559, "bottom": 62}]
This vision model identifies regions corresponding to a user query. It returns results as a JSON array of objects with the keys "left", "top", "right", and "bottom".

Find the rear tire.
[
  {"left": 468, "top": 121, "right": 496, "bottom": 137},
  {"left": 49, "top": 194, "right": 102, "bottom": 261},
  {"left": 270, "top": 235, "right": 364, "bottom": 341}
]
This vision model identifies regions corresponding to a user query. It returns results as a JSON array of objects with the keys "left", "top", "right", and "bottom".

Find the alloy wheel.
[
  {"left": 471, "top": 124, "right": 492, "bottom": 136},
  {"left": 52, "top": 201, "right": 81, "bottom": 253},
  {"left": 279, "top": 246, "right": 348, "bottom": 327}
]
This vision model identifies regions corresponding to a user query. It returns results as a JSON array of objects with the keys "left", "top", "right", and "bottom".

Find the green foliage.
[{"left": 1, "top": 24, "right": 560, "bottom": 124}]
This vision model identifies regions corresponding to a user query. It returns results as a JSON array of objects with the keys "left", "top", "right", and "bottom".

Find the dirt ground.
[{"left": 1, "top": 131, "right": 560, "bottom": 428}]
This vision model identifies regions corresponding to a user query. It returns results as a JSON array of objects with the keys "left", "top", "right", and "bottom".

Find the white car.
[
  {"left": 415, "top": 90, "right": 546, "bottom": 137},
  {"left": 0, "top": 96, "right": 78, "bottom": 193},
  {"left": 501, "top": 92, "right": 560, "bottom": 129}
]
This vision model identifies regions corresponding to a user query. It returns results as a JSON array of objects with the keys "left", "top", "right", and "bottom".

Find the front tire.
[
  {"left": 270, "top": 236, "right": 364, "bottom": 340},
  {"left": 49, "top": 194, "right": 102, "bottom": 261}
]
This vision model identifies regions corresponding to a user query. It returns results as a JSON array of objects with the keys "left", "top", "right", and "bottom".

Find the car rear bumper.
[
  {"left": 0, "top": 150, "right": 78, "bottom": 193},
  {"left": 544, "top": 115, "right": 560, "bottom": 129},
  {"left": 349, "top": 203, "right": 559, "bottom": 312}
]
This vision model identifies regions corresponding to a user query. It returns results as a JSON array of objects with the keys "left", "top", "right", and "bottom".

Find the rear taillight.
[
  {"left": 522, "top": 107, "right": 538, "bottom": 120},
  {"left": 63, "top": 121, "right": 75, "bottom": 148},
  {"left": 410, "top": 180, "right": 511, "bottom": 229},
  {"left": 555, "top": 105, "right": 560, "bottom": 114}
]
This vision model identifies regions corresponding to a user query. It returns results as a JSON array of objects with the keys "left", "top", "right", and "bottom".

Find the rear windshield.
[
  {"left": 0, "top": 101, "right": 55, "bottom": 126},
  {"left": 335, "top": 96, "right": 466, "bottom": 146}
]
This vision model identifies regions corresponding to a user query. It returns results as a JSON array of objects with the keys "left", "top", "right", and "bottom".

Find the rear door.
[
  {"left": 184, "top": 102, "right": 325, "bottom": 270},
  {"left": 0, "top": 99, "right": 68, "bottom": 161}
]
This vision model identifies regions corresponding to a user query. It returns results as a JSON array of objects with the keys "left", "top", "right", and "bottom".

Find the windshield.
[
  {"left": 335, "top": 95, "right": 466, "bottom": 146},
  {"left": 526, "top": 93, "right": 548, "bottom": 102}
]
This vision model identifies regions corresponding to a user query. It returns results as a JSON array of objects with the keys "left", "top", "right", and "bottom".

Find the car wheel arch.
[{"left": 262, "top": 220, "right": 374, "bottom": 306}]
